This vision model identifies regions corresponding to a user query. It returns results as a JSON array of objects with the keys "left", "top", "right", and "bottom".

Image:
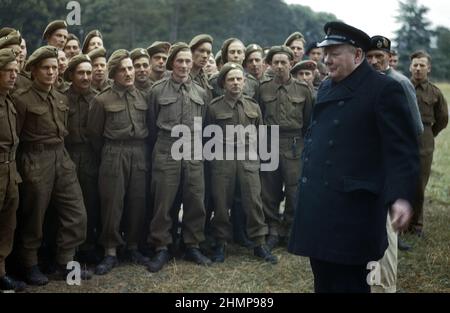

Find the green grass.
[{"left": 26, "top": 84, "right": 450, "bottom": 293}]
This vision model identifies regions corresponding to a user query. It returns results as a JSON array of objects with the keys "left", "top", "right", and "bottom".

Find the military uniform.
[
  {"left": 411, "top": 78, "right": 448, "bottom": 232},
  {"left": 65, "top": 85, "right": 100, "bottom": 253},
  {"left": 0, "top": 90, "right": 21, "bottom": 279},
  {"left": 88, "top": 82, "right": 150, "bottom": 252},
  {"left": 210, "top": 71, "right": 259, "bottom": 100},
  {"left": 148, "top": 75, "right": 208, "bottom": 251}
]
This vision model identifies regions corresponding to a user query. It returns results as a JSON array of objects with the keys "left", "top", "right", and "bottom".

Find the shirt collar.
[
  {"left": 32, "top": 82, "right": 55, "bottom": 101},
  {"left": 112, "top": 82, "right": 136, "bottom": 98}
]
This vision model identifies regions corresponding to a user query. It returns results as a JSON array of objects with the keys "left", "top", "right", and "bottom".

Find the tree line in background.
[{"left": 0, "top": 0, "right": 449, "bottom": 81}]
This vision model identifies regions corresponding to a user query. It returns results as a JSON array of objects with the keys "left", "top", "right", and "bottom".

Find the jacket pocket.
[
  {"left": 341, "top": 177, "right": 382, "bottom": 195},
  {"left": 105, "top": 103, "right": 128, "bottom": 130}
]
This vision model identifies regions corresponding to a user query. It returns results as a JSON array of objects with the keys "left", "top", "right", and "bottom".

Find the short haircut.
[{"left": 410, "top": 50, "right": 431, "bottom": 65}]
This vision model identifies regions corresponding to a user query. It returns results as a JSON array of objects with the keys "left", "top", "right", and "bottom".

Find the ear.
[{"left": 354, "top": 48, "right": 364, "bottom": 64}]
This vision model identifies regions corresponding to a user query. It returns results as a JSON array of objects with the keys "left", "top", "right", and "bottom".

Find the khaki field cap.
[
  {"left": 189, "top": 34, "right": 213, "bottom": 51},
  {"left": 0, "top": 30, "right": 22, "bottom": 49},
  {"left": 265, "top": 45, "right": 294, "bottom": 64},
  {"left": 130, "top": 48, "right": 150, "bottom": 61},
  {"left": 317, "top": 21, "right": 371, "bottom": 52},
  {"left": 42, "top": 20, "right": 67, "bottom": 40},
  {"left": 0, "top": 27, "right": 15, "bottom": 38},
  {"left": 25, "top": 45, "right": 59, "bottom": 71},
  {"left": 82, "top": 29, "right": 103, "bottom": 53},
  {"left": 87, "top": 47, "right": 107, "bottom": 61},
  {"left": 64, "top": 54, "right": 92, "bottom": 82},
  {"left": 291, "top": 60, "right": 317, "bottom": 75},
  {"left": 0, "top": 48, "right": 17, "bottom": 69},
  {"left": 244, "top": 44, "right": 263, "bottom": 64},
  {"left": 166, "top": 42, "right": 190, "bottom": 71},
  {"left": 284, "top": 31, "right": 305, "bottom": 46},
  {"left": 147, "top": 41, "right": 171, "bottom": 57},
  {"left": 107, "top": 49, "right": 130, "bottom": 79},
  {"left": 218, "top": 62, "right": 244, "bottom": 88}
]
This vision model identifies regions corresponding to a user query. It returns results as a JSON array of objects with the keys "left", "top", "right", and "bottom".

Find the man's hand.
[{"left": 390, "top": 199, "right": 413, "bottom": 232}]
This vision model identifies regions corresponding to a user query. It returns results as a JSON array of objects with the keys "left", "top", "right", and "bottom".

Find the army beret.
[
  {"left": 265, "top": 45, "right": 294, "bottom": 64},
  {"left": 166, "top": 42, "right": 190, "bottom": 71},
  {"left": 0, "top": 30, "right": 22, "bottom": 49},
  {"left": 189, "top": 34, "right": 213, "bottom": 51},
  {"left": 25, "top": 45, "right": 59, "bottom": 72},
  {"left": 87, "top": 47, "right": 107, "bottom": 61},
  {"left": 130, "top": 48, "right": 149, "bottom": 61},
  {"left": 221, "top": 38, "right": 244, "bottom": 64},
  {"left": 218, "top": 62, "right": 244, "bottom": 89},
  {"left": 318, "top": 21, "right": 371, "bottom": 52},
  {"left": 305, "top": 41, "right": 320, "bottom": 55},
  {"left": 64, "top": 54, "right": 92, "bottom": 82},
  {"left": 244, "top": 44, "right": 263, "bottom": 64},
  {"left": 66, "top": 33, "right": 80, "bottom": 45},
  {"left": 291, "top": 60, "right": 317, "bottom": 75},
  {"left": 284, "top": 32, "right": 305, "bottom": 46},
  {"left": 42, "top": 20, "right": 67, "bottom": 40},
  {"left": 368, "top": 35, "right": 391, "bottom": 53},
  {"left": 82, "top": 30, "right": 103, "bottom": 54},
  {"left": 147, "top": 41, "right": 171, "bottom": 57},
  {"left": 107, "top": 49, "right": 130, "bottom": 79},
  {"left": 0, "top": 48, "right": 17, "bottom": 69},
  {"left": 0, "top": 27, "right": 15, "bottom": 38}
]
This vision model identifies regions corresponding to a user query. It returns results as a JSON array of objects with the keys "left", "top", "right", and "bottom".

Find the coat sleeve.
[
  {"left": 375, "top": 79, "right": 420, "bottom": 206},
  {"left": 432, "top": 89, "right": 448, "bottom": 137}
]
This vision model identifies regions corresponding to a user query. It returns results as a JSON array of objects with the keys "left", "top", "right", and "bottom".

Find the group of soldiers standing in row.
[{"left": 0, "top": 18, "right": 447, "bottom": 293}]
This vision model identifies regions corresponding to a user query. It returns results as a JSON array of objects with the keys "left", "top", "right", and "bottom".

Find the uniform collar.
[
  {"left": 224, "top": 94, "right": 243, "bottom": 109},
  {"left": 411, "top": 78, "right": 428, "bottom": 89},
  {"left": 112, "top": 82, "right": 136, "bottom": 99},
  {"left": 32, "top": 81, "right": 55, "bottom": 101},
  {"left": 273, "top": 75, "right": 294, "bottom": 89},
  {"left": 171, "top": 77, "right": 192, "bottom": 92}
]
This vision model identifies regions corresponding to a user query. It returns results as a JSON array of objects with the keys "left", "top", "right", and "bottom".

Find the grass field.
[{"left": 26, "top": 84, "right": 450, "bottom": 293}]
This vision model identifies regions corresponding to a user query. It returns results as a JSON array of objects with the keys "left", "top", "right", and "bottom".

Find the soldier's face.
[
  {"left": 114, "top": 58, "right": 135, "bottom": 87},
  {"left": 366, "top": 50, "right": 390, "bottom": 72},
  {"left": 133, "top": 57, "right": 150, "bottom": 83},
  {"left": 0, "top": 61, "right": 19, "bottom": 94},
  {"left": 48, "top": 29, "right": 68, "bottom": 49},
  {"left": 192, "top": 42, "right": 212, "bottom": 69},
  {"left": 410, "top": 57, "right": 430, "bottom": 82},
  {"left": 64, "top": 39, "right": 80, "bottom": 59},
  {"left": 289, "top": 39, "right": 305, "bottom": 63},
  {"left": 309, "top": 48, "right": 323, "bottom": 62},
  {"left": 92, "top": 57, "right": 107, "bottom": 81},
  {"left": 224, "top": 69, "right": 245, "bottom": 96},
  {"left": 71, "top": 62, "right": 92, "bottom": 91},
  {"left": 271, "top": 53, "right": 291, "bottom": 79},
  {"left": 296, "top": 69, "right": 314, "bottom": 84},
  {"left": 87, "top": 37, "right": 103, "bottom": 53},
  {"left": 151, "top": 53, "right": 168, "bottom": 73},
  {"left": 227, "top": 41, "right": 245, "bottom": 65},
  {"left": 245, "top": 51, "right": 263, "bottom": 79},
  {"left": 171, "top": 50, "right": 193, "bottom": 82},
  {"left": 19, "top": 39, "right": 27, "bottom": 70},
  {"left": 57, "top": 50, "right": 68, "bottom": 75},
  {"left": 32, "top": 58, "right": 58, "bottom": 87},
  {"left": 389, "top": 55, "right": 399, "bottom": 69},
  {"left": 323, "top": 44, "right": 362, "bottom": 82},
  {"left": 204, "top": 55, "right": 217, "bottom": 76}
]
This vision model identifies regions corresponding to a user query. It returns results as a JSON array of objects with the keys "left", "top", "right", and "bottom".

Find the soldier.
[
  {"left": 55, "top": 50, "right": 70, "bottom": 92},
  {"left": 0, "top": 48, "right": 26, "bottom": 292},
  {"left": 214, "top": 51, "right": 223, "bottom": 72},
  {"left": 409, "top": 50, "right": 448, "bottom": 237},
  {"left": 205, "top": 54, "right": 218, "bottom": 78},
  {"left": 209, "top": 38, "right": 259, "bottom": 100},
  {"left": 366, "top": 36, "right": 424, "bottom": 294},
  {"left": 42, "top": 20, "right": 68, "bottom": 50},
  {"left": 88, "top": 47, "right": 111, "bottom": 92},
  {"left": 291, "top": 60, "right": 318, "bottom": 99},
  {"left": 130, "top": 48, "right": 152, "bottom": 97},
  {"left": 206, "top": 63, "right": 278, "bottom": 264},
  {"left": 390, "top": 50, "right": 399, "bottom": 70},
  {"left": 284, "top": 32, "right": 306, "bottom": 64},
  {"left": 64, "top": 33, "right": 81, "bottom": 59},
  {"left": 189, "top": 34, "right": 214, "bottom": 101},
  {"left": 146, "top": 43, "right": 211, "bottom": 273},
  {"left": 147, "top": 41, "right": 171, "bottom": 85},
  {"left": 63, "top": 54, "right": 101, "bottom": 265},
  {"left": 82, "top": 30, "right": 104, "bottom": 54},
  {"left": 87, "top": 49, "right": 151, "bottom": 275},
  {"left": 305, "top": 41, "right": 327, "bottom": 86},
  {"left": 244, "top": 44, "right": 265, "bottom": 81},
  {"left": 12, "top": 46, "right": 90, "bottom": 285},
  {"left": 259, "top": 46, "right": 313, "bottom": 250}
]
